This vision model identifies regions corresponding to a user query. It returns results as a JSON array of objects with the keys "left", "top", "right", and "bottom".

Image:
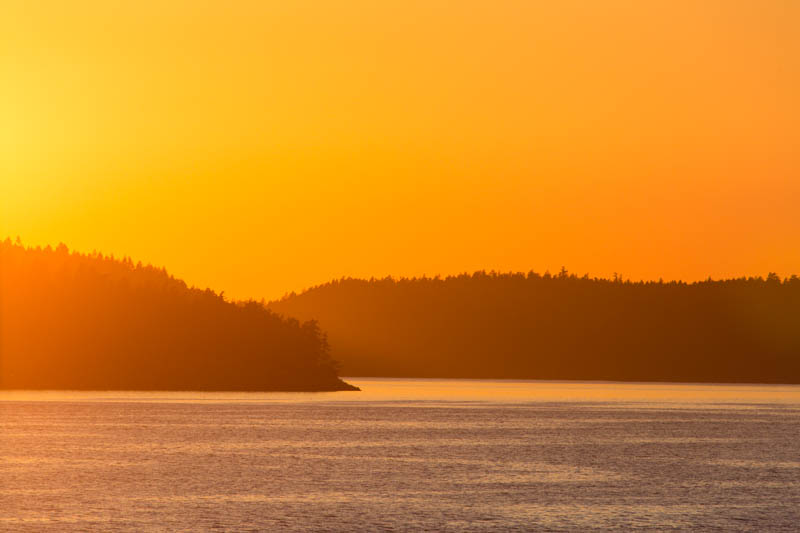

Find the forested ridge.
[
  {"left": 6, "top": 236, "right": 799, "bottom": 387},
  {"left": 0, "top": 240, "right": 356, "bottom": 391},
  {"left": 269, "top": 270, "right": 800, "bottom": 383}
]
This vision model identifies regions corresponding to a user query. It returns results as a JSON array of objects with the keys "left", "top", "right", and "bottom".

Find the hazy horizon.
[{"left": 4, "top": 237, "right": 800, "bottom": 303}]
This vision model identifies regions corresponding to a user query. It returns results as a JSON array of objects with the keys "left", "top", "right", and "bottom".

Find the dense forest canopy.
[
  {"left": 0, "top": 240, "right": 356, "bottom": 391},
  {"left": 269, "top": 270, "right": 800, "bottom": 384}
]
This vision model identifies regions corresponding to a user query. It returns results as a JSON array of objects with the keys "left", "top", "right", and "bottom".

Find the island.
[{"left": 0, "top": 239, "right": 358, "bottom": 392}]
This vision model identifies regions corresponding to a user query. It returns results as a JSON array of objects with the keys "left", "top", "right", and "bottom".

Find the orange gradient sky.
[{"left": 2, "top": 1, "right": 799, "bottom": 300}]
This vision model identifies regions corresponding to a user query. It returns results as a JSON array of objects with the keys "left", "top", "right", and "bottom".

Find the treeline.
[
  {"left": 0, "top": 240, "right": 356, "bottom": 391},
  {"left": 269, "top": 270, "right": 800, "bottom": 383}
]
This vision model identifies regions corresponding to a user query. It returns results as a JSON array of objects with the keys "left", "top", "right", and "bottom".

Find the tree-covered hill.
[
  {"left": 269, "top": 270, "right": 800, "bottom": 384},
  {"left": 0, "top": 240, "right": 356, "bottom": 391}
]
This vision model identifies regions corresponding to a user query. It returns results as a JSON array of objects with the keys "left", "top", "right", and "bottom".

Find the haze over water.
[{"left": 2, "top": 379, "right": 799, "bottom": 531}]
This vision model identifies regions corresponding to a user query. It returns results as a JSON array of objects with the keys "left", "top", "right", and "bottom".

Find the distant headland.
[
  {"left": 269, "top": 270, "right": 800, "bottom": 385},
  {"left": 0, "top": 240, "right": 358, "bottom": 392}
]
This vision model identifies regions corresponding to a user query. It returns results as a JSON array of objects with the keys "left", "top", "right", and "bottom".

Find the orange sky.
[{"left": 2, "top": 1, "right": 799, "bottom": 300}]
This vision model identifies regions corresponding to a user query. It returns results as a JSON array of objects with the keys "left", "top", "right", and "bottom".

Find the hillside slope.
[
  {"left": 0, "top": 240, "right": 356, "bottom": 391},
  {"left": 269, "top": 271, "right": 800, "bottom": 383}
]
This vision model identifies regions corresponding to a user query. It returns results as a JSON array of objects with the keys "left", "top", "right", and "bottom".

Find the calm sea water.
[{"left": 2, "top": 379, "right": 799, "bottom": 532}]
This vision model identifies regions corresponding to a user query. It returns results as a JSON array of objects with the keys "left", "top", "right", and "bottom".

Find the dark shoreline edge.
[
  {"left": 0, "top": 380, "right": 360, "bottom": 393},
  {"left": 342, "top": 375, "right": 799, "bottom": 386}
]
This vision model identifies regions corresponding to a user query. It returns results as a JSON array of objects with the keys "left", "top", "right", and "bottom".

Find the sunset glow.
[
  {"left": 3, "top": 1, "right": 799, "bottom": 299},
  {"left": 3, "top": 3, "right": 800, "bottom": 531}
]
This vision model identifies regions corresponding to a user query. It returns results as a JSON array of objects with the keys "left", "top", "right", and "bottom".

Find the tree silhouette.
[
  {"left": 269, "top": 270, "right": 800, "bottom": 383},
  {"left": 0, "top": 239, "right": 357, "bottom": 391}
]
